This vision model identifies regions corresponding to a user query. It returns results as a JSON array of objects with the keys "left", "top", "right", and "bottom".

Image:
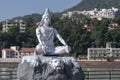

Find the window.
[
  {"left": 90, "top": 50, "right": 93, "bottom": 53},
  {"left": 10, "top": 52, "right": 15, "bottom": 58},
  {"left": 6, "top": 52, "right": 10, "bottom": 58}
]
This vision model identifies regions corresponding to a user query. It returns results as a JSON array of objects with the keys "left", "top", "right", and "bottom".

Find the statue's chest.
[
  {"left": 40, "top": 29, "right": 54, "bottom": 40},
  {"left": 42, "top": 30, "right": 51, "bottom": 35}
]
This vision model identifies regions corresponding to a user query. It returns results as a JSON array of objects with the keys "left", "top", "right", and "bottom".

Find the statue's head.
[
  {"left": 39, "top": 8, "right": 51, "bottom": 27},
  {"left": 49, "top": 58, "right": 64, "bottom": 73}
]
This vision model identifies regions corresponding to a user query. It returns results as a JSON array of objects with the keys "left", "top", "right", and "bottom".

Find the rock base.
[{"left": 17, "top": 56, "right": 85, "bottom": 80}]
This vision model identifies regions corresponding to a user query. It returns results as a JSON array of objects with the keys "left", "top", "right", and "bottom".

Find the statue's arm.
[
  {"left": 36, "top": 28, "right": 42, "bottom": 45},
  {"left": 54, "top": 29, "right": 67, "bottom": 46}
]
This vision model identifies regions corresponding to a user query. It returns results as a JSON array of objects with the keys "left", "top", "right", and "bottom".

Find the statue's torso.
[
  {"left": 37, "top": 27, "right": 55, "bottom": 52},
  {"left": 40, "top": 26, "right": 54, "bottom": 41}
]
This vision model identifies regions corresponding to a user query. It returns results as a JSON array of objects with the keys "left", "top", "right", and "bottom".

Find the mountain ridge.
[
  {"left": 69, "top": 0, "right": 120, "bottom": 11},
  {"left": 5, "top": 0, "right": 120, "bottom": 21}
]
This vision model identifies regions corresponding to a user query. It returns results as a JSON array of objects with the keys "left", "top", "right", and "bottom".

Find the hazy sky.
[{"left": 0, "top": 0, "right": 81, "bottom": 21}]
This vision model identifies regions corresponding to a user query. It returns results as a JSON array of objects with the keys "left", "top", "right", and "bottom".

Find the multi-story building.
[
  {"left": 2, "top": 19, "right": 12, "bottom": 32},
  {"left": 108, "top": 22, "right": 120, "bottom": 31},
  {"left": 2, "top": 46, "right": 35, "bottom": 59},
  {"left": 14, "top": 20, "right": 26, "bottom": 33},
  {"left": 87, "top": 42, "right": 120, "bottom": 60},
  {"left": 2, "top": 19, "right": 26, "bottom": 32}
]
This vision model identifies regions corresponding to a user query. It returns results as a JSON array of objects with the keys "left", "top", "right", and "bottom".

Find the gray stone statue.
[
  {"left": 35, "top": 8, "right": 70, "bottom": 55},
  {"left": 17, "top": 8, "right": 85, "bottom": 80}
]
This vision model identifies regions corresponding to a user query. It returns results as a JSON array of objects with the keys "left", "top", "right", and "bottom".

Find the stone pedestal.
[{"left": 17, "top": 56, "right": 85, "bottom": 80}]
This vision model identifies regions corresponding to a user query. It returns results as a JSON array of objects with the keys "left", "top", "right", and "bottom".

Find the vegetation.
[
  {"left": 69, "top": 0, "right": 120, "bottom": 11},
  {"left": 1, "top": 0, "right": 120, "bottom": 57},
  {"left": 0, "top": 13, "right": 120, "bottom": 57}
]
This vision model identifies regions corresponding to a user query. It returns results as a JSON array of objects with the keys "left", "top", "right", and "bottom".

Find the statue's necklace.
[{"left": 42, "top": 27, "right": 54, "bottom": 40}]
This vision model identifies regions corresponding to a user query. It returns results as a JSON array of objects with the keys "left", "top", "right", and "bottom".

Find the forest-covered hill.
[
  {"left": 69, "top": 0, "right": 120, "bottom": 11},
  {"left": 0, "top": 0, "right": 120, "bottom": 57}
]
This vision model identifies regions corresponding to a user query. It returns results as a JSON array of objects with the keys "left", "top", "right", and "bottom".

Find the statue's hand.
[
  {"left": 41, "top": 43, "right": 48, "bottom": 54},
  {"left": 65, "top": 45, "right": 70, "bottom": 53},
  {"left": 42, "top": 43, "right": 48, "bottom": 49},
  {"left": 41, "top": 45, "right": 47, "bottom": 54}
]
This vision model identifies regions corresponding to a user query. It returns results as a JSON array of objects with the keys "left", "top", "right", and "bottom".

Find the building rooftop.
[
  {"left": 19, "top": 48, "right": 35, "bottom": 53},
  {"left": 2, "top": 48, "right": 14, "bottom": 52},
  {"left": 2, "top": 48, "right": 35, "bottom": 52}
]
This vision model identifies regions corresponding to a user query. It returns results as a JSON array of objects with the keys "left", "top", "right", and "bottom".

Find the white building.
[
  {"left": 2, "top": 19, "right": 26, "bottom": 32},
  {"left": 87, "top": 42, "right": 120, "bottom": 60},
  {"left": 2, "top": 46, "right": 35, "bottom": 59}
]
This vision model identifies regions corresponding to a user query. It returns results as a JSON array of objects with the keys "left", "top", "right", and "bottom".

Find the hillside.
[
  {"left": 69, "top": 0, "right": 120, "bottom": 11},
  {"left": 5, "top": 0, "right": 120, "bottom": 21},
  {"left": 10, "top": 12, "right": 61, "bottom": 22},
  {"left": 11, "top": 13, "right": 42, "bottom": 22}
]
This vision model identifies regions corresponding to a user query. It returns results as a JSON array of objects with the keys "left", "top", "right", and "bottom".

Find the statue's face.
[
  {"left": 49, "top": 58, "right": 64, "bottom": 71},
  {"left": 43, "top": 16, "right": 51, "bottom": 27}
]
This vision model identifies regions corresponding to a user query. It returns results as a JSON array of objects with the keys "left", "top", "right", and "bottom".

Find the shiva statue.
[{"left": 35, "top": 8, "right": 70, "bottom": 56}]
